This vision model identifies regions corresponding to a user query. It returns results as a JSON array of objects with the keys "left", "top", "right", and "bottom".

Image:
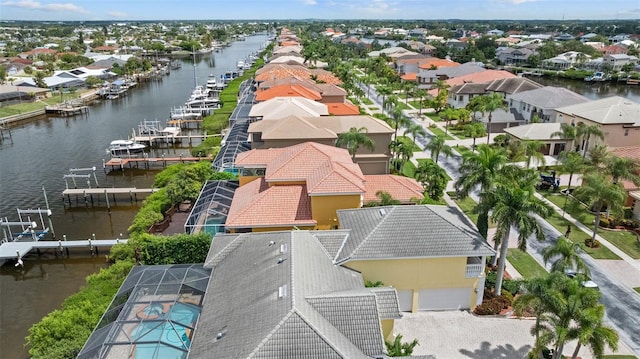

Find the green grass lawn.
[
  {"left": 426, "top": 125, "right": 454, "bottom": 140},
  {"left": 449, "top": 128, "right": 470, "bottom": 139},
  {"left": 0, "top": 92, "right": 85, "bottom": 117},
  {"left": 359, "top": 97, "right": 374, "bottom": 105},
  {"left": 427, "top": 113, "right": 442, "bottom": 122},
  {"left": 543, "top": 193, "right": 639, "bottom": 259},
  {"left": 603, "top": 355, "right": 638, "bottom": 359},
  {"left": 448, "top": 193, "right": 497, "bottom": 229},
  {"left": 401, "top": 161, "right": 416, "bottom": 178},
  {"left": 507, "top": 248, "right": 548, "bottom": 279},
  {"left": 455, "top": 145, "right": 472, "bottom": 157},
  {"left": 634, "top": 287, "right": 640, "bottom": 295},
  {"left": 408, "top": 100, "right": 422, "bottom": 109}
]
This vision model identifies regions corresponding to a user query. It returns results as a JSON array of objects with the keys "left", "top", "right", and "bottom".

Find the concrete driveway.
[{"left": 393, "top": 310, "right": 634, "bottom": 359}]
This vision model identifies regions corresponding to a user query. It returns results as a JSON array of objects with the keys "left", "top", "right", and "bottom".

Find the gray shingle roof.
[
  {"left": 485, "top": 77, "right": 543, "bottom": 95},
  {"left": 334, "top": 205, "right": 495, "bottom": 264},
  {"left": 311, "top": 230, "right": 351, "bottom": 259},
  {"left": 509, "top": 86, "right": 588, "bottom": 109},
  {"left": 191, "top": 230, "right": 395, "bottom": 359},
  {"left": 450, "top": 82, "right": 487, "bottom": 95}
]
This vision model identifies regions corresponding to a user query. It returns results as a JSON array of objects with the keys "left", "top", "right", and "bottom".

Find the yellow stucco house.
[
  {"left": 226, "top": 142, "right": 423, "bottom": 233},
  {"left": 327, "top": 205, "right": 496, "bottom": 312}
]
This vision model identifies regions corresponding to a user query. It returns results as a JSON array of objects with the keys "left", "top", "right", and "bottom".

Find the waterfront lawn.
[
  {"left": 635, "top": 287, "right": 640, "bottom": 295},
  {"left": 507, "top": 248, "right": 548, "bottom": 279}
]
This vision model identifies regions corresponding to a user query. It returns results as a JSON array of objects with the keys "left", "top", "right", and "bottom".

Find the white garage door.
[
  {"left": 418, "top": 288, "right": 471, "bottom": 311},
  {"left": 397, "top": 290, "right": 413, "bottom": 312}
]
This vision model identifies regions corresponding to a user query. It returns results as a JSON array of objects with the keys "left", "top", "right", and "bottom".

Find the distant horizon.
[{"left": 1, "top": 0, "right": 637, "bottom": 22}]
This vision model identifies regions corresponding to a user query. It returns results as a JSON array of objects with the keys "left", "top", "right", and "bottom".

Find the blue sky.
[{"left": 1, "top": 0, "right": 638, "bottom": 21}]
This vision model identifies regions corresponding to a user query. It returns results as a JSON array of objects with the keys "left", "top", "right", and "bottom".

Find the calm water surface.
[{"left": 0, "top": 34, "right": 268, "bottom": 358}]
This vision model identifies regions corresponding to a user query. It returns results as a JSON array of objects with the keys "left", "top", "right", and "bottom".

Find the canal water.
[{"left": 0, "top": 34, "right": 268, "bottom": 358}]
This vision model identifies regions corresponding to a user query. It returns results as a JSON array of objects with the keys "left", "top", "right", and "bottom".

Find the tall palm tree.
[
  {"left": 586, "top": 144, "right": 609, "bottom": 170},
  {"left": 425, "top": 134, "right": 453, "bottom": 164},
  {"left": 479, "top": 178, "right": 552, "bottom": 294},
  {"left": 439, "top": 107, "right": 456, "bottom": 135},
  {"left": 571, "top": 305, "right": 619, "bottom": 359},
  {"left": 551, "top": 123, "right": 578, "bottom": 153},
  {"left": 604, "top": 155, "right": 640, "bottom": 185},
  {"left": 455, "top": 145, "right": 507, "bottom": 239},
  {"left": 335, "top": 127, "right": 375, "bottom": 161},
  {"left": 559, "top": 151, "right": 585, "bottom": 214},
  {"left": 405, "top": 123, "right": 427, "bottom": 143},
  {"left": 463, "top": 122, "right": 487, "bottom": 151},
  {"left": 576, "top": 123, "right": 604, "bottom": 158},
  {"left": 390, "top": 107, "right": 411, "bottom": 145},
  {"left": 414, "top": 89, "right": 429, "bottom": 115},
  {"left": 378, "top": 85, "right": 393, "bottom": 111},
  {"left": 467, "top": 93, "right": 506, "bottom": 144},
  {"left": 517, "top": 140, "right": 547, "bottom": 168},
  {"left": 574, "top": 174, "right": 626, "bottom": 247},
  {"left": 542, "top": 236, "right": 589, "bottom": 275}
]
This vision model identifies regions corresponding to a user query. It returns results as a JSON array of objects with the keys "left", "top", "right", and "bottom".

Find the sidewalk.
[{"left": 536, "top": 192, "right": 640, "bottom": 273}]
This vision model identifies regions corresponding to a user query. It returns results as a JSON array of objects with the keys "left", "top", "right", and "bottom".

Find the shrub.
[
  {"left": 584, "top": 238, "right": 601, "bottom": 248},
  {"left": 473, "top": 299, "right": 502, "bottom": 315},
  {"left": 495, "top": 295, "right": 512, "bottom": 309},
  {"left": 500, "top": 289, "right": 514, "bottom": 304},
  {"left": 502, "top": 278, "right": 524, "bottom": 296}
]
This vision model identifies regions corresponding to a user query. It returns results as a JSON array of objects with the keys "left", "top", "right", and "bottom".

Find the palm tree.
[
  {"left": 586, "top": 145, "right": 609, "bottom": 170},
  {"left": 576, "top": 123, "right": 604, "bottom": 158},
  {"left": 558, "top": 151, "right": 585, "bottom": 214},
  {"left": 385, "top": 334, "right": 419, "bottom": 357},
  {"left": 604, "top": 155, "right": 640, "bottom": 185},
  {"left": 439, "top": 107, "right": 456, "bottom": 135},
  {"left": 479, "top": 178, "right": 552, "bottom": 294},
  {"left": 571, "top": 305, "right": 619, "bottom": 359},
  {"left": 414, "top": 89, "right": 429, "bottom": 115},
  {"left": 424, "top": 134, "right": 453, "bottom": 164},
  {"left": 414, "top": 160, "right": 448, "bottom": 200},
  {"left": 467, "top": 93, "right": 507, "bottom": 144},
  {"left": 364, "top": 190, "right": 401, "bottom": 207},
  {"left": 463, "top": 122, "right": 487, "bottom": 151},
  {"left": 378, "top": 85, "right": 393, "bottom": 111},
  {"left": 551, "top": 123, "right": 578, "bottom": 153},
  {"left": 405, "top": 123, "right": 427, "bottom": 143},
  {"left": 335, "top": 127, "right": 375, "bottom": 161},
  {"left": 542, "top": 236, "right": 589, "bottom": 275},
  {"left": 390, "top": 107, "right": 411, "bottom": 145},
  {"left": 455, "top": 145, "right": 507, "bottom": 239},
  {"left": 517, "top": 140, "right": 546, "bottom": 168},
  {"left": 574, "top": 174, "right": 626, "bottom": 247}
]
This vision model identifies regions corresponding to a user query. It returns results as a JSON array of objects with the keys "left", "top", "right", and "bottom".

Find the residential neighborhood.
[{"left": 1, "top": 15, "right": 640, "bottom": 359}]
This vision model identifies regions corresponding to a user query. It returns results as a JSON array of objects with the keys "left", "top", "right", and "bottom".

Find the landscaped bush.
[
  {"left": 26, "top": 261, "right": 134, "bottom": 359},
  {"left": 584, "top": 238, "right": 601, "bottom": 248},
  {"left": 473, "top": 299, "right": 502, "bottom": 315},
  {"left": 128, "top": 188, "right": 171, "bottom": 234}
]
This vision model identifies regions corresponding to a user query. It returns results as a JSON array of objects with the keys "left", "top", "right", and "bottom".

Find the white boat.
[
  {"left": 237, "top": 60, "right": 245, "bottom": 69},
  {"left": 170, "top": 106, "right": 202, "bottom": 120},
  {"left": 108, "top": 140, "right": 146, "bottom": 157},
  {"left": 185, "top": 97, "right": 221, "bottom": 110},
  {"left": 206, "top": 74, "right": 218, "bottom": 90}
]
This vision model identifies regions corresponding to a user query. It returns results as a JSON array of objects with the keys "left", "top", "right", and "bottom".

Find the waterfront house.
[
  {"left": 556, "top": 96, "right": 640, "bottom": 150},
  {"left": 333, "top": 205, "right": 495, "bottom": 312},
  {"left": 496, "top": 47, "right": 535, "bottom": 66},
  {"left": 506, "top": 86, "right": 589, "bottom": 123},
  {"left": 226, "top": 142, "right": 423, "bottom": 232},
  {"left": 248, "top": 96, "right": 330, "bottom": 120},
  {"left": 541, "top": 51, "right": 591, "bottom": 70},
  {"left": 247, "top": 114, "right": 393, "bottom": 174},
  {"left": 417, "top": 62, "right": 480, "bottom": 89},
  {"left": 448, "top": 77, "right": 544, "bottom": 109}
]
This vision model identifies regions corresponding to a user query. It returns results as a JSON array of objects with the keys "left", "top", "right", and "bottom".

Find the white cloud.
[
  {"left": 1, "top": 0, "right": 88, "bottom": 13},
  {"left": 107, "top": 11, "right": 129, "bottom": 18},
  {"left": 302, "top": 0, "right": 317, "bottom": 4},
  {"left": 359, "top": 0, "right": 398, "bottom": 15}
]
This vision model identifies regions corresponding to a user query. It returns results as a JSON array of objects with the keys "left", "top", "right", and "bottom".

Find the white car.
[{"left": 565, "top": 270, "right": 599, "bottom": 290}]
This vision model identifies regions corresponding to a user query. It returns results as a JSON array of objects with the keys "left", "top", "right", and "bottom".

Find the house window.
[{"left": 625, "top": 129, "right": 629, "bottom": 136}]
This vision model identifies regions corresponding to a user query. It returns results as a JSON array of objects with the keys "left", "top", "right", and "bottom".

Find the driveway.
[{"left": 394, "top": 310, "right": 635, "bottom": 359}]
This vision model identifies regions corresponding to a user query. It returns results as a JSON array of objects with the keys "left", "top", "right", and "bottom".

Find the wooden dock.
[
  {"left": 62, "top": 187, "right": 158, "bottom": 208},
  {"left": 45, "top": 103, "right": 89, "bottom": 116},
  {"left": 131, "top": 133, "right": 216, "bottom": 145},
  {"left": 0, "top": 238, "right": 127, "bottom": 262},
  {"left": 103, "top": 155, "right": 211, "bottom": 171}
]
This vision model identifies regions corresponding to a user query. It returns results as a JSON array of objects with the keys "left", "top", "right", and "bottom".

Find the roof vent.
[
  {"left": 277, "top": 257, "right": 286, "bottom": 264},
  {"left": 268, "top": 240, "right": 276, "bottom": 246},
  {"left": 280, "top": 244, "right": 288, "bottom": 253},
  {"left": 278, "top": 284, "right": 288, "bottom": 298},
  {"left": 379, "top": 208, "right": 386, "bottom": 216}
]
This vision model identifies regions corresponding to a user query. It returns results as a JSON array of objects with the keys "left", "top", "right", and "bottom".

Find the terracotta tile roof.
[
  {"left": 400, "top": 73, "right": 417, "bottom": 81},
  {"left": 609, "top": 146, "right": 640, "bottom": 161},
  {"left": 236, "top": 142, "right": 366, "bottom": 195},
  {"left": 255, "top": 64, "right": 341, "bottom": 85},
  {"left": 21, "top": 48, "right": 57, "bottom": 56},
  {"left": 279, "top": 40, "right": 300, "bottom": 47},
  {"left": 248, "top": 116, "right": 337, "bottom": 140},
  {"left": 94, "top": 45, "right": 118, "bottom": 51},
  {"left": 326, "top": 101, "right": 360, "bottom": 115},
  {"left": 255, "top": 84, "right": 322, "bottom": 102},
  {"left": 418, "top": 58, "right": 460, "bottom": 69},
  {"left": 258, "top": 75, "right": 318, "bottom": 91},
  {"left": 248, "top": 97, "right": 330, "bottom": 119},
  {"left": 445, "top": 69, "right": 516, "bottom": 87},
  {"left": 226, "top": 179, "right": 315, "bottom": 228},
  {"left": 316, "top": 83, "right": 347, "bottom": 97},
  {"left": 363, "top": 175, "right": 424, "bottom": 204}
]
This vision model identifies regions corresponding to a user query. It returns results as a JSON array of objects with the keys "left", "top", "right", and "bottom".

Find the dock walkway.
[{"left": 0, "top": 238, "right": 127, "bottom": 261}]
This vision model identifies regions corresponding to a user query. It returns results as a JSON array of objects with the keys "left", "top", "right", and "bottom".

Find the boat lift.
[{"left": 64, "top": 166, "right": 99, "bottom": 189}]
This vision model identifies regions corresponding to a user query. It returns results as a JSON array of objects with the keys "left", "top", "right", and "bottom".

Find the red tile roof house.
[
  {"left": 226, "top": 142, "right": 424, "bottom": 232},
  {"left": 18, "top": 48, "right": 58, "bottom": 60},
  {"left": 256, "top": 81, "right": 358, "bottom": 115},
  {"left": 608, "top": 146, "right": 640, "bottom": 208}
]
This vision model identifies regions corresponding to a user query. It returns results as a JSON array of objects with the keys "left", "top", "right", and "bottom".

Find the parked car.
[{"left": 565, "top": 270, "right": 599, "bottom": 290}]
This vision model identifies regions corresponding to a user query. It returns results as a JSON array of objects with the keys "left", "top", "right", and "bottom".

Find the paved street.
[{"left": 359, "top": 81, "right": 640, "bottom": 357}]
